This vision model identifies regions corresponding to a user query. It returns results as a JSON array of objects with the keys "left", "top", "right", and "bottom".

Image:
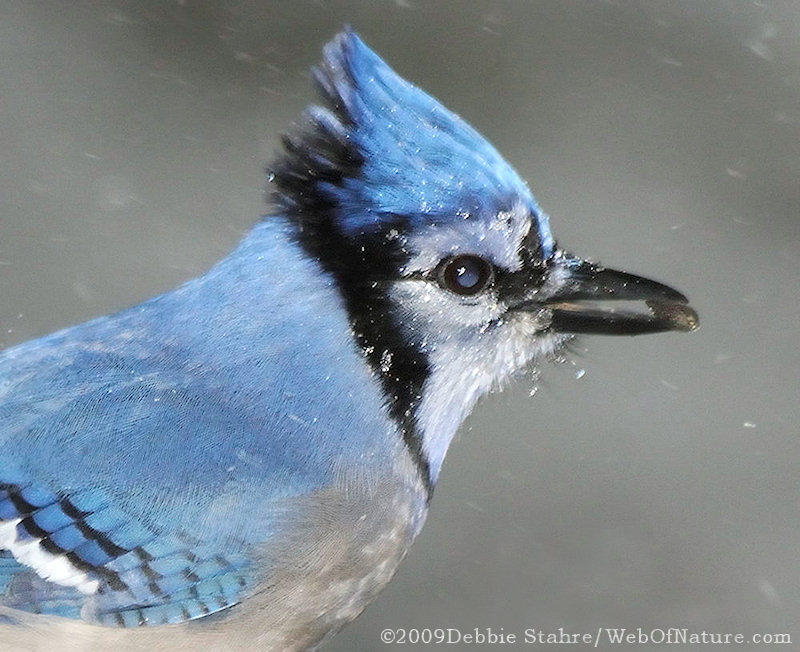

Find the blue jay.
[{"left": 0, "top": 30, "right": 697, "bottom": 650}]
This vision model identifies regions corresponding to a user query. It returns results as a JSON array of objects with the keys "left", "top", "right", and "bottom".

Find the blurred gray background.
[{"left": 1, "top": 1, "right": 798, "bottom": 649}]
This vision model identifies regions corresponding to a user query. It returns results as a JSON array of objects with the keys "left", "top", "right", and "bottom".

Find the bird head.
[{"left": 270, "top": 30, "right": 698, "bottom": 489}]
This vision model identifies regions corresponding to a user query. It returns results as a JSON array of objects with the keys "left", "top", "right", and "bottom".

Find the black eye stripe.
[{"left": 494, "top": 263, "right": 549, "bottom": 304}]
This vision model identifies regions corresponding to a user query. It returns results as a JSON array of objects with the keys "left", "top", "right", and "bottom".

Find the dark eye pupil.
[{"left": 440, "top": 255, "right": 493, "bottom": 295}]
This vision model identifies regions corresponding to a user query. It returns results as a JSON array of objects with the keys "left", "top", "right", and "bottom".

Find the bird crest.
[{"left": 270, "top": 29, "right": 537, "bottom": 237}]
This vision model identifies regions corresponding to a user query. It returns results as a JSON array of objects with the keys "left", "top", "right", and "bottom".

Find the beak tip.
[{"left": 647, "top": 300, "right": 699, "bottom": 332}]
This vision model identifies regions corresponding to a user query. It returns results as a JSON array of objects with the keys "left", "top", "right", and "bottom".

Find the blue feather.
[
  {"left": 272, "top": 30, "right": 550, "bottom": 252},
  {"left": 0, "top": 216, "right": 400, "bottom": 625}
]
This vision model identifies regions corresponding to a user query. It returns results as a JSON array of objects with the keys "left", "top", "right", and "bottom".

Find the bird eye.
[{"left": 438, "top": 255, "right": 494, "bottom": 296}]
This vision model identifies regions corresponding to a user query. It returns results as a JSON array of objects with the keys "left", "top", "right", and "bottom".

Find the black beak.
[{"left": 513, "top": 256, "right": 699, "bottom": 336}]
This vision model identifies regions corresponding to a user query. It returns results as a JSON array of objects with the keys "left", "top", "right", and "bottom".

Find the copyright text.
[{"left": 379, "top": 627, "right": 792, "bottom": 646}]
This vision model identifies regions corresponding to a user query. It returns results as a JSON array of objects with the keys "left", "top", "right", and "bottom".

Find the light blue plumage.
[{"left": 0, "top": 30, "right": 696, "bottom": 649}]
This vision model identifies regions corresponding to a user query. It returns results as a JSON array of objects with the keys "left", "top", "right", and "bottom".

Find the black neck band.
[{"left": 285, "top": 216, "right": 434, "bottom": 499}]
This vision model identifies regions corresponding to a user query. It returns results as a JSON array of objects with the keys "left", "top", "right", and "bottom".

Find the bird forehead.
[{"left": 401, "top": 203, "right": 533, "bottom": 273}]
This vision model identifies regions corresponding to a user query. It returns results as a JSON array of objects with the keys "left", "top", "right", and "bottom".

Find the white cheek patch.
[
  {"left": 391, "top": 280, "right": 504, "bottom": 335},
  {"left": 389, "top": 273, "right": 569, "bottom": 484},
  {"left": 416, "top": 315, "right": 567, "bottom": 483},
  {"left": 0, "top": 519, "right": 100, "bottom": 595}
]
